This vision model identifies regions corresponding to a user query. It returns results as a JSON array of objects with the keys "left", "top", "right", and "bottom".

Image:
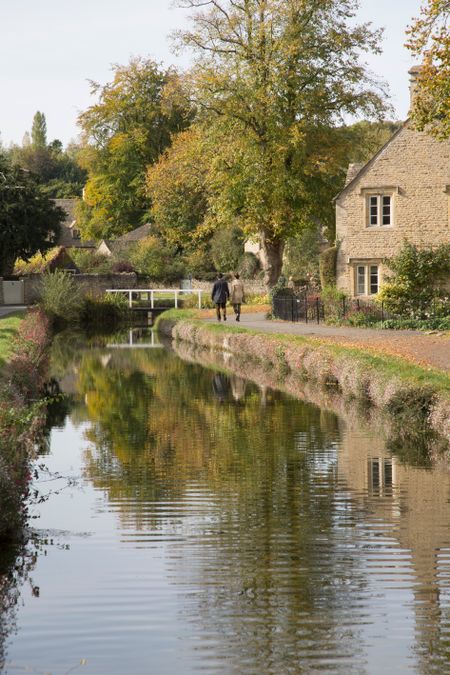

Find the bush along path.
[
  {"left": 157, "top": 310, "right": 450, "bottom": 453},
  {"left": 0, "top": 309, "right": 52, "bottom": 541}
]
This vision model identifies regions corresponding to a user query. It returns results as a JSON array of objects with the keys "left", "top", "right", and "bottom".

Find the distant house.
[
  {"left": 55, "top": 199, "right": 95, "bottom": 250},
  {"left": 97, "top": 223, "right": 153, "bottom": 257},
  {"left": 335, "top": 67, "right": 450, "bottom": 298}
]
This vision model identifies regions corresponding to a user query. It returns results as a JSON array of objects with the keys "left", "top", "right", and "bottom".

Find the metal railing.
[
  {"left": 272, "top": 293, "right": 448, "bottom": 326},
  {"left": 106, "top": 288, "right": 204, "bottom": 309}
]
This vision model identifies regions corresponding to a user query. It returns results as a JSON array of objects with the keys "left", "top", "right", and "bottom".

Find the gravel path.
[{"left": 203, "top": 311, "right": 450, "bottom": 372}]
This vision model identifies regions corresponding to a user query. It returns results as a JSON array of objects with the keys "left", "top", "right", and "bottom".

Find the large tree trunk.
[{"left": 259, "top": 231, "right": 284, "bottom": 289}]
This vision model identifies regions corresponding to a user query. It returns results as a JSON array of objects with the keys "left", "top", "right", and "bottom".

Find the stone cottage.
[
  {"left": 97, "top": 223, "right": 153, "bottom": 257},
  {"left": 335, "top": 67, "right": 450, "bottom": 297},
  {"left": 55, "top": 199, "right": 95, "bottom": 250}
]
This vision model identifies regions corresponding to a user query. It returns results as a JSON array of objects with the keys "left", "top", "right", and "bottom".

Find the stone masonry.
[{"left": 335, "top": 123, "right": 450, "bottom": 296}]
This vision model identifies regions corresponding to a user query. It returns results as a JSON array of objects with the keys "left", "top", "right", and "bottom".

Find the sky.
[{"left": 0, "top": 0, "right": 423, "bottom": 147}]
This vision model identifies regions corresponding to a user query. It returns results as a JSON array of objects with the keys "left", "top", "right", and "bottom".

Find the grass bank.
[
  {"left": 0, "top": 312, "right": 25, "bottom": 367},
  {"left": 156, "top": 310, "right": 450, "bottom": 450}
]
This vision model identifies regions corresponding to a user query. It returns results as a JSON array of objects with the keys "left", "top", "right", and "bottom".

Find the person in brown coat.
[{"left": 230, "top": 273, "right": 245, "bottom": 321}]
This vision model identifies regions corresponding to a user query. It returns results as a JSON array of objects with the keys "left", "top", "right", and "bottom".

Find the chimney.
[{"left": 409, "top": 65, "right": 423, "bottom": 110}]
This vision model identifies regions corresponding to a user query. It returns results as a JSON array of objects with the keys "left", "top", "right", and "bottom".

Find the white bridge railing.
[{"left": 106, "top": 288, "right": 204, "bottom": 309}]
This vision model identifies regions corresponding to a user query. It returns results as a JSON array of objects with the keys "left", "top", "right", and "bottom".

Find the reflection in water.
[
  {"left": 0, "top": 543, "right": 36, "bottom": 671},
  {"left": 2, "top": 334, "right": 450, "bottom": 674}
]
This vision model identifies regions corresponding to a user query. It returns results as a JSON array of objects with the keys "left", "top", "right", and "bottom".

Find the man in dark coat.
[{"left": 211, "top": 273, "right": 230, "bottom": 321}]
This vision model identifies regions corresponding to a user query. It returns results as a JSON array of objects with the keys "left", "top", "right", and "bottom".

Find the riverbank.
[
  {"left": 157, "top": 310, "right": 450, "bottom": 451},
  {"left": 0, "top": 309, "right": 52, "bottom": 541}
]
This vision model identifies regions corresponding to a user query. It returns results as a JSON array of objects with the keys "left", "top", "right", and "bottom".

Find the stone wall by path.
[
  {"left": 18, "top": 274, "right": 266, "bottom": 305},
  {"left": 158, "top": 316, "right": 450, "bottom": 450}
]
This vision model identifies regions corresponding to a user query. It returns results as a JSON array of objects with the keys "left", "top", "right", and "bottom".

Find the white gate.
[{"left": 2, "top": 280, "right": 24, "bottom": 305}]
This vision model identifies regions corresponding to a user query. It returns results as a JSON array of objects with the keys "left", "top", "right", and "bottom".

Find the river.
[{"left": 1, "top": 328, "right": 450, "bottom": 674}]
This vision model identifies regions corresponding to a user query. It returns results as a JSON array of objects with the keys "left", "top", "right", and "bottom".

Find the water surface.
[{"left": 1, "top": 330, "right": 450, "bottom": 674}]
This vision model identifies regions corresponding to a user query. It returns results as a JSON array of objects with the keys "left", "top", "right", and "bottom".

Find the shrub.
[
  {"left": 112, "top": 260, "right": 135, "bottom": 273},
  {"left": 319, "top": 246, "right": 337, "bottom": 288},
  {"left": 70, "top": 249, "right": 114, "bottom": 274},
  {"left": 283, "top": 228, "right": 321, "bottom": 286},
  {"left": 0, "top": 309, "right": 51, "bottom": 541},
  {"left": 8, "top": 309, "right": 52, "bottom": 398},
  {"left": 129, "top": 235, "right": 185, "bottom": 282},
  {"left": 210, "top": 226, "right": 245, "bottom": 272},
  {"left": 39, "top": 270, "right": 83, "bottom": 325},
  {"left": 80, "top": 293, "right": 129, "bottom": 329},
  {"left": 320, "top": 285, "right": 347, "bottom": 323},
  {"left": 379, "top": 241, "right": 450, "bottom": 319},
  {"left": 238, "top": 252, "right": 260, "bottom": 279},
  {"left": 184, "top": 248, "right": 216, "bottom": 280}
]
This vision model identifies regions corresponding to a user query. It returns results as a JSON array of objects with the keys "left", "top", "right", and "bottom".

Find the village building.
[
  {"left": 335, "top": 67, "right": 450, "bottom": 297},
  {"left": 97, "top": 223, "right": 153, "bottom": 257},
  {"left": 55, "top": 198, "right": 95, "bottom": 250}
]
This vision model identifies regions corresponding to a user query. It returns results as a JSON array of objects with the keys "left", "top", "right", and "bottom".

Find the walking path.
[
  {"left": 0, "top": 306, "right": 27, "bottom": 318},
  {"left": 203, "top": 311, "right": 450, "bottom": 372}
]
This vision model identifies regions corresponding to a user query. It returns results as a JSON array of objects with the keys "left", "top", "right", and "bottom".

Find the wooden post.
[
  {"left": 175, "top": 290, "right": 178, "bottom": 308},
  {"left": 151, "top": 290, "right": 154, "bottom": 309},
  {"left": 129, "top": 291, "right": 132, "bottom": 308}
]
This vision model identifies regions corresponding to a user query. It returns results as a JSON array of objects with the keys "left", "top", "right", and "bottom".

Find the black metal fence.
[
  {"left": 272, "top": 293, "right": 448, "bottom": 326},
  {"left": 272, "top": 294, "right": 324, "bottom": 324}
]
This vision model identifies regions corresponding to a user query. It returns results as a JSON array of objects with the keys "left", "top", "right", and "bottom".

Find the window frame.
[
  {"left": 365, "top": 193, "right": 393, "bottom": 228},
  {"left": 353, "top": 262, "right": 380, "bottom": 297}
]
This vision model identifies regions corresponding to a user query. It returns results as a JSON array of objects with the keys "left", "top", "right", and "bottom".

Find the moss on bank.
[{"left": 156, "top": 309, "right": 450, "bottom": 447}]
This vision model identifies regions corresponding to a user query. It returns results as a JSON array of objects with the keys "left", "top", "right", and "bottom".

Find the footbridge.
[{"left": 106, "top": 288, "right": 205, "bottom": 310}]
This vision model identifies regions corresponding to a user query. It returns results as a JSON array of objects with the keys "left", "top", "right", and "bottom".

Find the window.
[
  {"left": 354, "top": 264, "right": 379, "bottom": 296},
  {"left": 71, "top": 228, "right": 81, "bottom": 240},
  {"left": 368, "top": 459, "right": 393, "bottom": 497},
  {"left": 367, "top": 194, "right": 392, "bottom": 227}
]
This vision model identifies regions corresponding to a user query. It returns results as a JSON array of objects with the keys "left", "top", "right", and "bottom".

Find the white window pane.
[{"left": 357, "top": 266, "right": 366, "bottom": 295}]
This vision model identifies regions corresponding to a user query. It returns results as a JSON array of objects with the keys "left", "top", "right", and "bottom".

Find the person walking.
[
  {"left": 211, "top": 273, "right": 230, "bottom": 321},
  {"left": 230, "top": 272, "right": 245, "bottom": 321}
]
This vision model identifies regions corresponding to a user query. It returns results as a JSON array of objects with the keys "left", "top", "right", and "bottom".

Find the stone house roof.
[
  {"left": 115, "top": 223, "right": 153, "bottom": 244},
  {"left": 54, "top": 198, "right": 96, "bottom": 249},
  {"left": 97, "top": 223, "right": 153, "bottom": 256}
]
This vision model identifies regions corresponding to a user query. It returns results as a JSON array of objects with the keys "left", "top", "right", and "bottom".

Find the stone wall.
[
  {"left": 336, "top": 125, "right": 450, "bottom": 295},
  {"left": 20, "top": 274, "right": 267, "bottom": 305},
  {"left": 191, "top": 279, "right": 266, "bottom": 295},
  {"left": 22, "top": 273, "right": 143, "bottom": 305}
]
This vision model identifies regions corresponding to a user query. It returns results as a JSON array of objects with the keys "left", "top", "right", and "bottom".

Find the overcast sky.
[{"left": 0, "top": 0, "right": 423, "bottom": 147}]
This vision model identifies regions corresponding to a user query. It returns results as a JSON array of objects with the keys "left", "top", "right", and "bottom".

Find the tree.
[
  {"left": 146, "top": 126, "right": 211, "bottom": 253},
  {"left": 0, "top": 153, "right": 63, "bottom": 275},
  {"left": 8, "top": 114, "right": 87, "bottom": 198},
  {"left": 77, "top": 57, "right": 193, "bottom": 240},
  {"left": 346, "top": 120, "right": 403, "bottom": 164},
  {"left": 407, "top": 0, "right": 450, "bottom": 138},
  {"left": 31, "top": 111, "right": 47, "bottom": 148},
  {"left": 175, "top": 0, "right": 388, "bottom": 286}
]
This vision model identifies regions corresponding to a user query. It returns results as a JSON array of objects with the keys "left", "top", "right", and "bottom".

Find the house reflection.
[{"left": 338, "top": 425, "right": 450, "bottom": 667}]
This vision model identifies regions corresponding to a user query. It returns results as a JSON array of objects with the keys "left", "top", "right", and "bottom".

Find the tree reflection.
[
  {"left": 65, "top": 346, "right": 371, "bottom": 666},
  {"left": 0, "top": 541, "right": 36, "bottom": 670}
]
